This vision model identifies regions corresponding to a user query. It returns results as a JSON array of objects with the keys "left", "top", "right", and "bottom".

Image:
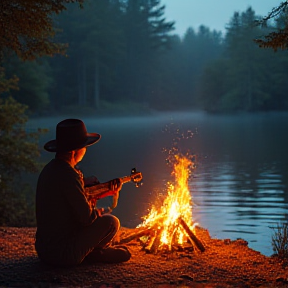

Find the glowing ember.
[{"left": 138, "top": 154, "right": 197, "bottom": 251}]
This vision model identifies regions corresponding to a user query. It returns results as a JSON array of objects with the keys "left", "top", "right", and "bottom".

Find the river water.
[{"left": 30, "top": 111, "right": 288, "bottom": 256}]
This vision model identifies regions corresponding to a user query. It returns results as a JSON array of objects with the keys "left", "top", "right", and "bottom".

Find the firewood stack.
[{"left": 116, "top": 217, "right": 205, "bottom": 254}]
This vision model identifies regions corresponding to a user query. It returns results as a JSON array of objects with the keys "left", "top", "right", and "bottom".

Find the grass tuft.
[{"left": 271, "top": 222, "right": 288, "bottom": 259}]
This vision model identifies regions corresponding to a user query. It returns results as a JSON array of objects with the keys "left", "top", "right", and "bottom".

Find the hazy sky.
[{"left": 162, "top": 0, "right": 281, "bottom": 37}]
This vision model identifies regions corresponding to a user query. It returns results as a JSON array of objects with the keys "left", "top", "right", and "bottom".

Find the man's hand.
[
  {"left": 109, "top": 178, "right": 122, "bottom": 194},
  {"left": 95, "top": 207, "right": 105, "bottom": 217},
  {"left": 85, "top": 178, "right": 123, "bottom": 200}
]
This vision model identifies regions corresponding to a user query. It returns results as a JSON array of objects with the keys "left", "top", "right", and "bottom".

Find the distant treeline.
[{"left": 3, "top": 1, "right": 288, "bottom": 114}]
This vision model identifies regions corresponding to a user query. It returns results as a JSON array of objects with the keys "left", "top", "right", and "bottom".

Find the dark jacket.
[{"left": 35, "top": 158, "right": 97, "bottom": 259}]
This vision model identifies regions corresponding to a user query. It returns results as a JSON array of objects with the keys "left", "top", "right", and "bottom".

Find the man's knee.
[
  {"left": 81, "top": 214, "right": 118, "bottom": 249},
  {"left": 95, "top": 214, "right": 120, "bottom": 231},
  {"left": 89, "top": 214, "right": 119, "bottom": 243}
]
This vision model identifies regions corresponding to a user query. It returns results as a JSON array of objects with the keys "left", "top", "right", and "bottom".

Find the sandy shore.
[{"left": 1, "top": 226, "right": 288, "bottom": 288}]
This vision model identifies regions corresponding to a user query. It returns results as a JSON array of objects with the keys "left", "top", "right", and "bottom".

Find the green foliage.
[
  {"left": 0, "top": 1, "right": 83, "bottom": 226},
  {"left": 254, "top": 1, "right": 288, "bottom": 50},
  {"left": 0, "top": 67, "right": 19, "bottom": 94},
  {"left": 0, "top": 181, "right": 36, "bottom": 227},
  {"left": 179, "top": 26, "right": 223, "bottom": 107},
  {"left": 49, "top": 0, "right": 175, "bottom": 110},
  {"left": 0, "top": 0, "right": 84, "bottom": 115},
  {"left": 271, "top": 223, "right": 288, "bottom": 259},
  {"left": 0, "top": 96, "right": 42, "bottom": 177},
  {"left": 0, "top": 0, "right": 84, "bottom": 60},
  {"left": 121, "top": 0, "right": 175, "bottom": 103},
  {"left": 197, "top": 7, "right": 288, "bottom": 113},
  {"left": 2, "top": 1, "right": 288, "bottom": 115},
  {"left": 49, "top": 0, "right": 126, "bottom": 109},
  {"left": 197, "top": 59, "right": 227, "bottom": 112},
  {"left": 0, "top": 93, "right": 46, "bottom": 227},
  {"left": 3, "top": 57, "right": 52, "bottom": 113}
]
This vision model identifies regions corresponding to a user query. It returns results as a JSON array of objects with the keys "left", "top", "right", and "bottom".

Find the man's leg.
[{"left": 63, "top": 214, "right": 120, "bottom": 265}]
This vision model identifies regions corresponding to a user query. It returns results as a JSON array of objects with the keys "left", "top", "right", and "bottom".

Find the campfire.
[{"left": 117, "top": 154, "right": 205, "bottom": 254}]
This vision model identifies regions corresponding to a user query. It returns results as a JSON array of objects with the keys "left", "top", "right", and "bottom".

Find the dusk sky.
[{"left": 162, "top": 0, "right": 281, "bottom": 37}]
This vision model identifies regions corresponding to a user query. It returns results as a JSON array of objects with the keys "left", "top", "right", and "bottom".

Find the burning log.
[
  {"left": 178, "top": 217, "right": 205, "bottom": 252},
  {"left": 117, "top": 218, "right": 205, "bottom": 254},
  {"left": 144, "top": 231, "right": 157, "bottom": 252},
  {"left": 145, "top": 228, "right": 163, "bottom": 254},
  {"left": 170, "top": 225, "right": 180, "bottom": 250},
  {"left": 118, "top": 226, "right": 156, "bottom": 244}
]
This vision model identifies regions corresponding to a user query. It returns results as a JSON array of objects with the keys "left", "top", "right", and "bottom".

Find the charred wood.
[{"left": 178, "top": 217, "right": 205, "bottom": 252}]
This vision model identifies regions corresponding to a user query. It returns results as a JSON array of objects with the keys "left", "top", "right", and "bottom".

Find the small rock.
[
  {"left": 236, "top": 238, "right": 248, "bottom": 246},
  {"left": 223, "top": 239, "right": 231, "bottom": 245},
  {"left": 276, "top": 277, "right": 287, "bottom": 283},
  {"left": 178, "top": 274, "right": 194, "bottom": 281}
]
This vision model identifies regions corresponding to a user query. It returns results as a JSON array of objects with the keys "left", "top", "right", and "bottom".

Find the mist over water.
[{"left": 30, "top": 111, "right": 288, "bottom": 256}]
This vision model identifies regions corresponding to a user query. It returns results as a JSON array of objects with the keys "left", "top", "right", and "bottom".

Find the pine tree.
[
  {"left": 120, "top": 0, "right": 174, "bottom": 103},
  {"left": 221, "top": 8, "right": 273, "bottom": 111}
]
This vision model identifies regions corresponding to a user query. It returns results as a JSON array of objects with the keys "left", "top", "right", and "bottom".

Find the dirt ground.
[{"left": 1, "top": 226, "right": 288, "bottom": 288}]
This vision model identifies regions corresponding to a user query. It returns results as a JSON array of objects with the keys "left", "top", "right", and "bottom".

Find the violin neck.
[{"left": 85, "top": 175, "right": 132, "bottom": 199}]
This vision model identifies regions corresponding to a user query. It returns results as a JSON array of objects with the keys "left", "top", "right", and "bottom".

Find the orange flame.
[{"left": 138, "top": 154, "right": 196, "bottom": 250}]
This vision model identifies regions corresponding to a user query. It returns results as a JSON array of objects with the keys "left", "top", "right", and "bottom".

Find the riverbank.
[{"left": 1, "top": 226, "right": 288, "bottom": 288}]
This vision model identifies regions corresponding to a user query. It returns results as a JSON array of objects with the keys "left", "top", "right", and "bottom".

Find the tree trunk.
[
  {"left": 77, "top": 58, "right": 87, "bottom": 106},
  {"left": 94, "top": 58, "right": 100, "bottom": 109}
]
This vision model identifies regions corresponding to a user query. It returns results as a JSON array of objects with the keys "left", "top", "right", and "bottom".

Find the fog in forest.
[{"left": 4, "top": 2, "right": 288, "bottom": 116}]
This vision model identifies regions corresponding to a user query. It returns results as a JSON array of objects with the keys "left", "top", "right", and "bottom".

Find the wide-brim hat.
[{"left": 44, "top": 119, "right": 101, "bottom": 152}]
